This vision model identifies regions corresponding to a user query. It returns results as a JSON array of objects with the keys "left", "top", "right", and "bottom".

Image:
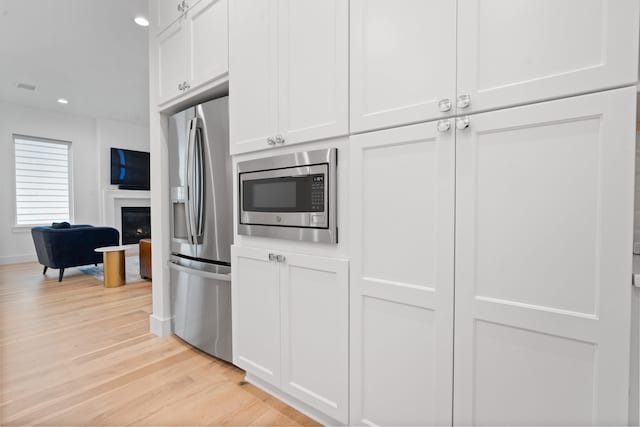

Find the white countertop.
[{"left": 634, "top": 255, "right": 640, "bottom": 287}]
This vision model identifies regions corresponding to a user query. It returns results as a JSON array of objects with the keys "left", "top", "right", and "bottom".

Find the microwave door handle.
[{"left": 194, "top": 126, "right": 204, "bottom": 237}]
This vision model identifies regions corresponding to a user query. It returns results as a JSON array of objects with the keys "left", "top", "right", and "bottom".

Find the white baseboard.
[
  {"left": 149, "top": 314, "right": 173, "bottom": 337},
  {"left": 0, "top": 253, "right": 38, "bottom": 265},
  {"left": 245, "top": 373, "right": 343, "bottom": 427}
]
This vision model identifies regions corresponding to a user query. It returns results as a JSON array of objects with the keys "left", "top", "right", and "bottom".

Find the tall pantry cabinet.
[{"left": 349, "top": 0, "right": 639, "bottom": 426}]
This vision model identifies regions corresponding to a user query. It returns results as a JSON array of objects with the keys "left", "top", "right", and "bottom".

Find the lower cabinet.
[
  {"left": 349, "top": 87, "right": 636, "bottom": 426},
  {"left": 232, "top": 245, "right": 349, "bottom": 424},
  {"left": 349, "top": 120, "right": 455, "bottom": 426}
]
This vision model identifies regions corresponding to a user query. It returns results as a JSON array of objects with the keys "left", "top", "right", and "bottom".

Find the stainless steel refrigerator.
[{"left": 168, "top": 96, "right": 233, "bottom": 363}]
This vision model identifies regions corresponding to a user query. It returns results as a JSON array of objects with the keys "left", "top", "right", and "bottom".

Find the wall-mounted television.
[{"left": 110, "top": 148, "right": 150, "bottom": 190}]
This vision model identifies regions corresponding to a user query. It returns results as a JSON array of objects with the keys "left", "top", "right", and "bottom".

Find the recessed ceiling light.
[
  {"left": 57, "top": 98, "right": 68, "bottom": 104},
  {"left": 134, "top": 16, "right": 149, "bottom": 27}
]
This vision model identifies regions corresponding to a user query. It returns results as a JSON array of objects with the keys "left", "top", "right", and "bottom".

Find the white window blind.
[{"left": 14, "top": 136, "right": 71, "bottom": 225}]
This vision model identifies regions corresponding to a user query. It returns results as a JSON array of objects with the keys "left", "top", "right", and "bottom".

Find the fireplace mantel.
[{"left": 102, "top": 188, "right": 151, "bottom": 245}]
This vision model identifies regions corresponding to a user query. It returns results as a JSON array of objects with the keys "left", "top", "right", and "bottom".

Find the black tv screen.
[{"left": 110, "top": 148, "right": 150, "bottom": 190}]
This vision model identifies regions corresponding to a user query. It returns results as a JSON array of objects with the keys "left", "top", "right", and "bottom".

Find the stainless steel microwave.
[{"left": 237, "top": 148, "right": 337, "bottom": 243}]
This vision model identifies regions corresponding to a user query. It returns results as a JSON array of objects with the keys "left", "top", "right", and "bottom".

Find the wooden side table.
[
  {"left": 95, "top": 245, "right": 136, "bottom": 288},
  {"left": 139, "top": 239, "right": 152, "bottom": 280}
]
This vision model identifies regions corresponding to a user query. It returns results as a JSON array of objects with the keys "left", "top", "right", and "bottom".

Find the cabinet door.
[
  {"left": 454, "top": 87, "right": 636, "bottom": 426},
  {"left": 277, "top": 0, "right": 348, "bottom": 146},
  {"left": 350, "top": 0, "right": 457, "bottom": 134},
  {"left": 186, "top": 0, "right": 228, "bottom": 91},
  {"left": 157, "top": 19, "right": 188, "bottom": 106},
  {"left": 231, "top": 246, "right": 281, "bottom": 387},
  {"left": 349, "top": 120, "right": 455, "bottom": 426},
  {"left": 156, "top": 0, "right": 183, "bottom": 34},
  {"left": 280, "top": 253, "right": 349, "bottom": 424},
  {"left": 457, "top": 0, "right": 639, "bottom": 114},
  {"left": 229, "top": 0, "right": 278, "bottom": 155}
]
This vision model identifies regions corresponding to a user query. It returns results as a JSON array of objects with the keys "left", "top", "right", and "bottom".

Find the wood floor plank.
[{"left": 0, "top": 262, "right": 317, "bottom": 426}]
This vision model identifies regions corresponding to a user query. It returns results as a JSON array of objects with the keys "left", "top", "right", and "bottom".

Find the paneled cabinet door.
[
  {"left": 231, "top": 246, "right": 281, "bottom": 388},
  {"left": 280, "top": 253, "right": 349, "bottom": 424},
  {"left": 277, "top": 0, "right": 348, "bottom": 145},
  {"left": 454, "top": 87, "right": 636, "bottom": 426},
  {"left": 349, "top": 120, "right": 455, "bottom": 426},
  {"left": 157, "top": 19, "right": 188, "bottom": 105},
  {"left": 457, "top": 0, "right": 640, "bottom": 114},
  {"left": 186, "top": 0, "right": 228, "bottom": 91},
  {"left": 229, "top": 0, "right": 278, "bottom": 155},
  {"left": 350, "top": 0, "right": 457, "bottom": 134},
  {"left": 157, "top": 0, "right": 183, "bottom": 35}
]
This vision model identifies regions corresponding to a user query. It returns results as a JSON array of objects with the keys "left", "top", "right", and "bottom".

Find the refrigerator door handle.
[
  {"left": 184, "top": 120, "right": 194, "bottom": 245},
  {"left": 193, "top": 124, "right": 205, "bottom": 238},
  {"left": 169, "top": 260, "right": 231, "bottom": 282},
  {"left": 186, "top": 118, "right": 199, "bottom": 245}
]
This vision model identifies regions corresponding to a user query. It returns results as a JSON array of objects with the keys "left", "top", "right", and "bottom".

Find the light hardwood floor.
[{"left": 0, "top": 262, "right": 319, "bottom": 426}]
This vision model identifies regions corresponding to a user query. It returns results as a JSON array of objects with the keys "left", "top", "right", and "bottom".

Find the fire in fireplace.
[{"left": 121, "top": 207, "right": 151, "bottom": 244}]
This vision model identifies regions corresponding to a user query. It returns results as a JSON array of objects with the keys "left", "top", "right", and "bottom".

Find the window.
[{"left": 14, "top": 135, "right": 72, "bottom": 226}]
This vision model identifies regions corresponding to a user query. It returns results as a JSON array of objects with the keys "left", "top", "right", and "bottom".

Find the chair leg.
[
  {"left": 43, "top": 266, "right": 48, "bottom": 275},
  {"left": 58, "top": 268, "right": 65, "bottom": 282}
]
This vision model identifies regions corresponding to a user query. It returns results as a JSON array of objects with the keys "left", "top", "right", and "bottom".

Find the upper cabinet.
[
  {"left": 457, "top": 0, "right": 640, "bottom": 114},
  {"left": 156, "top": 0, "right": 185, "bottom": 34},
  {"left": 229, "top": 0, "right": 349, "bottom": 155},
  {"left": 156, "top": 0, "right": 228, "bottom": 107},
  {"left": 350, "top": 0, "right": 639, "bottom": 134},
  {"left": 350, "top": 0, "right": 457, "bottom": 134}
]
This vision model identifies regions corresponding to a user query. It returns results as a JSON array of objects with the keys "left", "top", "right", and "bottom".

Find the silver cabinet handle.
[
  {"left": 456, "top": 117, "right": 470, "bottom": 130},
  {"left": 267, "top": 137, "right": 276, "bottom": 146},
  {"left": 177, "top": 2, "right": 183, "bottom": 12},
  {"left": 178, "top": 82, "right": 184, "bottom": 91},
  {"left": 276, "top": 254, "right": 286, "bottom": 263},
  {"left": 438, "top": 98, "right": 452, "bottom": 112},
  {"left": 275, "top": 135, "right": 285, "bottom": 145},
  {"left": 437, "top": 119, "right": 451, "bottom": 132},
  {"left": 457, "top": 94, "right": 471, "bottom": 109},
  {"left": 182, "top": 0, "right": 189, "bottom": 9},
  {"left": 183, "top": 81, "right": 190, "bottom": 90},
  {"left": 268, "top": 253, "right": 276, "bottom": 261}
]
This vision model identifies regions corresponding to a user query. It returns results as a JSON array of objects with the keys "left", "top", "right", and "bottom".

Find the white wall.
[{"left": 0, "top": 100, "right": 149, "bottom": 265}]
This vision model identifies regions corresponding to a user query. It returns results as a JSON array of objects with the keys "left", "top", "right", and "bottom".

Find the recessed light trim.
[
  {"left": 134, "top": 16, "right": 149, "bottom": 27},
  {"left": 57, "top": 98, "right": 68, "bottom": 104}
]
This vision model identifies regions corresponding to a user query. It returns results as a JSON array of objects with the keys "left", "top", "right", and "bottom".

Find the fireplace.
[{"left": 121, "top": 207, "right": 151, "bottom": 244}]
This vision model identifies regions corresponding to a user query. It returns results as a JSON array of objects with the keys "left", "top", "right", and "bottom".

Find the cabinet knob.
[
  {"left": 438, "top": 98, "right": 452, "bottom": 113},
  {"left": 267, "top": 137, "right": 276, "bottom": 146},
  {"left": 275, "top": 135, "right": 285, "bottom": 145},
  {"left": 457, "top": 94, "right": 471, "bottom": 109},
  {"left": 177, "top": 2, "right": 183, "bottom": 12},
  {"left": 268, "top": 253, "right": 276, "bottom": 261},
  {"left": 182, "top": 0, "right": 189, "bottom": 11},
  {"left": 183, "top": 81, "right": 190, "bottom": 90},
  {"left": 456, "top": 117, "right": 471, "bottom": 130},
  {"left": 276, "top": 254, "right": 286, "bottom": 263},
  {"left": 178, "top": 82, "right": 184, "bottom": 91},
  {"left": 437, "top": 119, "right": 451, "bottom": 132}
]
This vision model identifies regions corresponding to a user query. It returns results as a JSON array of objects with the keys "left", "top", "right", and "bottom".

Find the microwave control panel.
[{"left": 311, "top": 174, "right": 325, "bottom": 211}]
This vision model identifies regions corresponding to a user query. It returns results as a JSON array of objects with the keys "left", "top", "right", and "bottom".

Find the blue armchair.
[{"left": 31, "top": 224, "right": 120, "bottom": 282}]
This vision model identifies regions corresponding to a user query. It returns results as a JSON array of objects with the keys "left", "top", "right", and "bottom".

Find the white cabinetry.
[
  {"left": 349, "top": 88, "right": 636, "bottom": 426},
  {"left": 350, "top": 0, "right": 639, "bottom": 133},
  {"left": 231, "top": 246, "right": 349, "bottom": 424},
  {"left": 349, "top": 121, "right": 455, "bottom": 426},
  {"left": 229, "top": 0, "right": 348, "bottom": 155},
  {"left": 156, "top": 0, "right": 185, "bottom": 34},
  {"left": 156, "top": 0, "right": 228, "bottom": 106},
  {"left": 350, "top": 0, "right": 457, "bottom": 133},
  {"left": 457, "top": 0, "right": 639, "bottom": 114},
  {"left": 453, "top": 87, "right": 636, "bottom": 426}
]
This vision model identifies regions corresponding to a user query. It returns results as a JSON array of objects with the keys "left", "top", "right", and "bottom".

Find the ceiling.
[{"left": 0, "top": 0, "right": 149, "bottom": 125}]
